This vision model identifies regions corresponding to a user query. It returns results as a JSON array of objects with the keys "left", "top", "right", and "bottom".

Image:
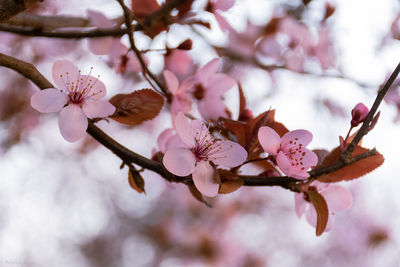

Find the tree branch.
[
  {"left": 340, "top": 61, "right": 400, "bottom": 161},
  {"left": 0, "top": 0, "right": 42, "bottom": 23},
  {"left": 6, "top": 13, "right": 90, "bottom": 29},
  {"left": 116, "top": 0, "right": 167, "bottom": 95},
  {"left": 0, "top": 24, "right": 128, "bottom": 38},
  {"left": 0, "top": 53, "right": 389, "bottom": 191}
]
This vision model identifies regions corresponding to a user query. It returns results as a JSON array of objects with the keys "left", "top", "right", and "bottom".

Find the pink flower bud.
[{"left": 351, "top": 103, "right": 369, "bottom": 127}]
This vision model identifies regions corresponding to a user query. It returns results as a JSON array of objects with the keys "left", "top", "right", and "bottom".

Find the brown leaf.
[
  {"left": 131, "top": 0, "right": 160, "bottom": 18},
  {"left": 222, "top": 118, "right": 250, "bottom": 148},
  {"left": 238, "top": 83, "right": 247, "bottom": 119},
  {"left": 128, "top": 169, "right": 146, "bottom": 194},
  {"left": 110, "top": 89, "right": 164, "bottom": 126},
  {"left": 219, "top": 180, "right": 243, "bottom": 194},
  {"left": 318, "top": 146, "right": 384, "bottom": 183},
  {"left": 307, "top": 188, "right": 329, "bottom": 236}
]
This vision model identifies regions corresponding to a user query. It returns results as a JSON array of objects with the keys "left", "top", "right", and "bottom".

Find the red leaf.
[
  {"left": 238, "top": 83, "right": 247, "bottom": 119},
  {"left": 222, "top": 118, "right": 250, "bottom": 148},
  {"left": 307, "top": 188, "right": 329, "bottom": 236},
  {"left": 128, "top": 169, "right": 145, "bottom": 194},
  {"left": 318, "top": 146, "right": 384, "bottom": 183},
  {"left": 218, "top": 170, "right": 243, "bottom": 194},
  {"left": 110, "top": 89, "right": 164, "bottom": 126},
  {"left": 219, "top": 180, "right": 243, "bottom": 194},
  {"left": 131, "top": 0, "right": 160, "bottom": 18}
]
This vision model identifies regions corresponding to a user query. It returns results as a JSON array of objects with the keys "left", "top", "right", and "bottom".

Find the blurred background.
[{"left": 0, "top": 0, "right": 400, "bottom": 266}]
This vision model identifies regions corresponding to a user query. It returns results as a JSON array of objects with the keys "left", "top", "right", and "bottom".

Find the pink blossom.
[
  {"left": 190, "top": 58, "right": 236, "bottom": 120},
  {"left": 258, "top": 126, "right": 318, "bottom": 179},
  {"left": 163, "top": 70, "right": 193, "bottom": 116},
  {"left": 31, "top": 60, "right": 115, "bottom": 142},
  {"left": 294, "top": 181, "right": 353, "bottom": 231},
  {"left": 163, "top": 112, "right": 247, "bottom": 197},
  {"left": 351, "top": 102, "right": 369, "bottom": 127}
]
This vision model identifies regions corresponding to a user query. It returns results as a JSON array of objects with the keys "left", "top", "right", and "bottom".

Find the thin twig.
[
  {"left": 0, "top": 53, "right": 389, "bottom": 190},
  {"left": 0, "top": 24, "right": 128, "bottom": 38},
  {"left": 340, "top": 62, "right": 400, "bottom": 161},
  {"left": 116, "top": 0, "right": 167, "bottom": 95}
]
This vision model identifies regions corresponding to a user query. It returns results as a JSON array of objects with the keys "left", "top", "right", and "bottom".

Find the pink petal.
[
  {"left": 157, "top": 128, "right": 175, "bottom": 153},
  {"left": 192, "top": 161, "right": 219, "bottom": 197},
  {"left": 82, "top": 100, "right": 115, "bottom": 118},
  {"left": 52, "top": 60, "right": 80, "bottom": 90},
  {"left": 214, "top": 0, "right": 235, "bottom": 11},
  {"left": 207, "top": 73, "right": 236, "bottom": 96},
  {"left": 280, "top": 148, "right": 317, "bottom": 179},
  {"left": 322, "top": 185, "right": 353, "bottom": 212},
  {"left": 164, "top": 50, "right": 192, "bottom": 76},
  {"left": 301, "top": 148, "right": 318, "bottom": 168},
  {"left": 171, "top": 95, "right": 192, "bottom": 116},
  {"left": 210, "top": 140, "right": 247, "bottom": 167},
  {"left": 281, "top": 129, "right": 313, "bottom": 148},
  {"left": 163, "top": 70, "right": 179, "bottom": 94},
  {"left": 165, "top": 134, "right": 187, "bottom": 151},
  {"left": 258, "top": 126, "right": 281, "bottom": 155},
  {"left": 198, "top": 96, "right": 227, "bottom": 120},
  {"left": 88, "top": 38, "right": 114, "bottom": 55},
  {"left": 58, "top": 104, "right": 88, "bottom": 142},
  {"left": 80, "top": 75, "right": 106, "bottom": 100},
  {"left": 214, "top": 11, "right": 234, "bottom": 32},
  {"left": 109, "top": 41, "right": 128, "bottom": 60},
  {"left": 87, "top": 9, "right": 114, "bottom": 28},
  {"left": 174, "top": 112, "right": 195, "bottom": 148},
  {"left": 294, "top": 193, "right": 307, "bottom": 218},
  {"left": 31, "top": 88, "right": 68, "bottom": 113},
  {"left": 163, "top": 147, "right": 196, "bottom": 176},
  {"left": 197, "top": 58, "right": 220, "bottom": 82},
  {"left": 157, "top": 129, "right": 186, "bottom": 153},
  {"left": 127, "top": 53, "right": 146, "bottom": 73},
  {"left": 305, "top": 205, "right": 317, "bottom": 227},
  {"left": 276, "top": 151, "right": 295, "bottom": 177}
]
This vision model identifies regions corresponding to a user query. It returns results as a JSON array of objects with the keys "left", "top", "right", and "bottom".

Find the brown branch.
[
  {"left": 0, "top": 53, "right": 389, "bottom": 192},
  {"left": 340, "top": 61, "right": 400, "bottom": 161},
  {"left": 116, "top": 0, "right": 167, "bottom": 95},
  {"left": 0, "top": 24, "right": 128, "bottom": 38},
  {"left": 0, "top": 0, "right": 42, "bottom": 23},
  {"left": 6, "top": 13, "right": 90, "bottom": 28}
]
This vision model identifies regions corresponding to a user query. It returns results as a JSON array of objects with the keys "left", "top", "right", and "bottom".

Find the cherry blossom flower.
[
  {"left": 351, "top": 102, "right": 369, "bottom": 127},
  {"left": 163, "top": 112, "right": 247, "bottom": 197},
  {"left": 189, "top": 58, "right": 236, "bottom": 120},
  {"left": 258, "top": 126, "right": 318, "bottom": 179},
  {"left": 294, "top": 181, "right": 353, "bottom": 231},
  {"left": 163, "top": 70, "right": 193, "bottom": 116},
  {"left": 31, "top": 60, "right": 115, "bottom": 142}
]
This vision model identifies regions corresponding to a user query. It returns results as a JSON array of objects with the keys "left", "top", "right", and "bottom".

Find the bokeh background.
[{"left": 1, "top": 0, "right": 400, "bottom": 266}]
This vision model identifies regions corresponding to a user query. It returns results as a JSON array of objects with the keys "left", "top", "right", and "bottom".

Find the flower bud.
[{"left": 351, "top": 103, "right": 369, "bottom": 127}]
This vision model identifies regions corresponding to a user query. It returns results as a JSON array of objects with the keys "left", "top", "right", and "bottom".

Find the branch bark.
[
  {"left": 0, "top": 0, "right": 42, "bottom": 23},
  {"left": 0, "top": 53, "right": 394, "bottom": 191}
]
